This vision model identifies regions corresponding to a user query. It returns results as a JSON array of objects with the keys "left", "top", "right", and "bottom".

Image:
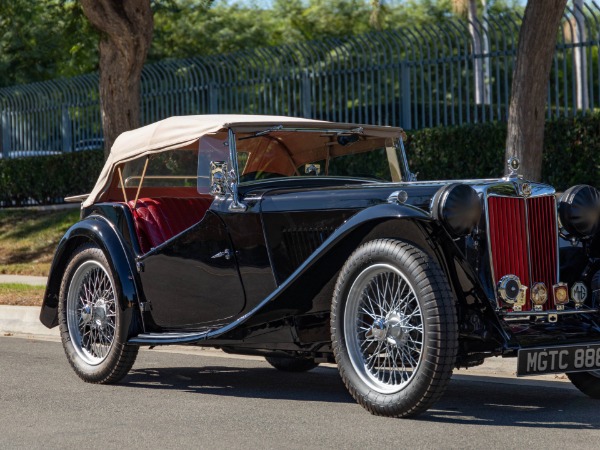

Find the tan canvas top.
[{"left": 83, "top": 114, "right": 405, "bottom": 207}]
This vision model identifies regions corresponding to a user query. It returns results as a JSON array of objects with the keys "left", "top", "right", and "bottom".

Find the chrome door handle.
[{"left": 211, "top": 249, "right": 232, "bottom": 260}]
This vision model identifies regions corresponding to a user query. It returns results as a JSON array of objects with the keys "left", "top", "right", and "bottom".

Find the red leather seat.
[{"left": 128, "top": 197, "right": 213, "bottom": 253}]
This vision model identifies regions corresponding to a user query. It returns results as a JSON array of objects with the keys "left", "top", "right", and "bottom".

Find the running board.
[{"left": 128, "top": 330, "right": 213, "bottom": 345}]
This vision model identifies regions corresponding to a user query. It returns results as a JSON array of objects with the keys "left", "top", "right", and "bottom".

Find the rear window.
[{"left": 121, "top": 148, "right": 199, "bottom": 188}]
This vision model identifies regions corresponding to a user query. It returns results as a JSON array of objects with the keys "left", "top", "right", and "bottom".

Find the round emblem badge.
[{"left": 570, "top": 282, "right": 588, "bottom": 306}]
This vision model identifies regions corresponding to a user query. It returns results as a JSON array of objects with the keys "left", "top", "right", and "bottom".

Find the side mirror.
[{"left": 210, "top": 161, "right": 228, "bottom": 195}]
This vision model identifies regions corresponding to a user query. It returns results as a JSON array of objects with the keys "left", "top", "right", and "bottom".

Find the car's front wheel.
[
  {"left": 58, "top": 243, "right": 138, "bottom": 383},
  {"left": 567, "top": 371, "right": 600, "bottom": 399},
  {"left": 331, "top": 238, "right": 458, "bottom": 418}
]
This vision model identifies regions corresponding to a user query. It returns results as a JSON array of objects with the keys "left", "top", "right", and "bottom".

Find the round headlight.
[
  {"left": 558, "top": 185, "right": 600, "bottom": 238},
  {"left": 432, "top": 183, "right": 481, "bottom": 237}
]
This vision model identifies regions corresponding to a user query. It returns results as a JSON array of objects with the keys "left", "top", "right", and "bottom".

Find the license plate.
[{"left": 517, "top": 343, "right": 600, "bottom": 376}]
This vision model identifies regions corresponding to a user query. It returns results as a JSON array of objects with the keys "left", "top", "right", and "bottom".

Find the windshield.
[{"left": 235, "top": 130, "right": 405, "bottom": 183}]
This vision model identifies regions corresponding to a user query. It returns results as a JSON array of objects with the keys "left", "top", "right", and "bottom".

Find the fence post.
[
  {"left": 301, "top": 69, "right": 311, "bottom": 118},
  {"left": 61, "top": 106, "right": 72, "bottom": 152},
  {"left": 400, "top": 62, "right": 412, "bottom": 130},
  {"left": 1, "top": 111, "right": 10, "bottom": 158},
  {"left": 209, "top": 83, "right": 218, "bottom": 114}
]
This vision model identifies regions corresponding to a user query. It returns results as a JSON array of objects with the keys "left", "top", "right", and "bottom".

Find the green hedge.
[
  {"left": 406, "top": 114, "right": 600, "bottom": 190},
  {"left": 0, "top": 150, "right": 104, "bottom": 206},
  {"left": 0, "top": 114, "right": 598, "bottom": 207}
]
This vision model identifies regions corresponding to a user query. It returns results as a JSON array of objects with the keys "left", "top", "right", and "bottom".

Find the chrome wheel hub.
[
  {"left": 366, "top": 318, "right": 387, "bottom": 342},
  {"left": 344, "top": 264, "right": 424, "bottom": 394},
  {"left": 92, "top": 299, "right": 108, "bottom": 328},
  {"left": 365, "top": 312, "right": 411, "bottom": 347},
  {"left": 383, "top": 311, "right": 410, "bottom": 347},
  {"left": 66, "top": 260, "right": 117, "bottom": 366}
]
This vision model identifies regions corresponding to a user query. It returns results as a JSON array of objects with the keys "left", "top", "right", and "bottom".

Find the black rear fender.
[{"left": 39, "top": 215, "right": 141, "bottom": 336}]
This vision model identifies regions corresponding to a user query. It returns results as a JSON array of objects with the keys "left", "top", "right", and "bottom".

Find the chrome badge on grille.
[{"left": 531, "top": 282, "right": 548, "bottom": 311}]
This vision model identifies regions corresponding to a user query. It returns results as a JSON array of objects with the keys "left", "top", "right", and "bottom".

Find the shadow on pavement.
[
  {"left": 125, "top": 365, "right": 354, "bottom": 404},
  {"left": 426, "top": 377, "right": 600, "bottom": 429},
  {"left": 124, "top": 364, "right": 600, "bottom": 428}
]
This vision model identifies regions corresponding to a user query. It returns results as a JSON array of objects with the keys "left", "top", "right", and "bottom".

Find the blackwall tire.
[
  {"left": 331, "top": 238, "right": 458, "bottom": 418},
  {"left": 58, "top": 243, "right": 138, "bottom": 384},
  {"left": 567, "top": 371, "right": 600, "bottom": 399},
  {"left": 265, "top": 356, "right": 319, "bottom": 372}
]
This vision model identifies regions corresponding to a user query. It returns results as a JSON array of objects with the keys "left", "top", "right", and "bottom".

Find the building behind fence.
[{"left": 1, "top": 2, "right": 600, "bottom": 158}]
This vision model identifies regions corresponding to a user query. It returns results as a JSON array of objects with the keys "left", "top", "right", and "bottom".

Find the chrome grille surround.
[{"left": 482, "top": 181, "right": 560, "bottom": 313}]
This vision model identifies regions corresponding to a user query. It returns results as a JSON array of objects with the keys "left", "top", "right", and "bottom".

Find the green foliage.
[
  {"left": 0, "top": 0, "right": 523, "bottom": 87},
  {"left": 0, "top": 0, "right": 98, "bottom": 88},
  {"left": 0, "top": 150, "right": 104, "bottom": 206},
  {"left": 543, "top": 114, "right": 600, "bottom": 188},
  {"left": 406, "top": 114, "right": 600, "bottom": 190},
  {"left": 407, "top": 121, "right": 507, "bottom": 181}
]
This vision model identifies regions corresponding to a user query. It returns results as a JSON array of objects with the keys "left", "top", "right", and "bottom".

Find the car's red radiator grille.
[{"left": 487, "top": 195, "right": 558, "bottom": 311}]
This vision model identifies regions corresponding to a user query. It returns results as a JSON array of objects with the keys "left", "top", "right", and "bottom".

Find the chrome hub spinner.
[
  {"left": 93, "top": 299, "right": 108, "bottom": 328},
  {"left": 366, "top": 318, "right": 387, "bottom": 342},
  {"left": 385, "top": 311, "right": 410, "bottom": 347},
  {"left": 365, "top": 312, "right": 410, "bottom": 347}
]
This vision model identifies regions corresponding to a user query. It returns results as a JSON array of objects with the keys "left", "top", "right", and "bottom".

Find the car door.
[{"left": 138, "top": 210, "right": 245, "bottom": 330}]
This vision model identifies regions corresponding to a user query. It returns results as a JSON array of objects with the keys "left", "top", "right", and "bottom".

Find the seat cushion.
[{"left": 128, "top": 197, "right": 213, "bottom": 253}]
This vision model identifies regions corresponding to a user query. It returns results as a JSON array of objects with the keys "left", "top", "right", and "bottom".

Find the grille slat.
[
  {"left": 488, "top": 195, "right": 558, "bottom": 311},
  {"left": 528, "top": 196, "right": 559, "bottom": 310}
]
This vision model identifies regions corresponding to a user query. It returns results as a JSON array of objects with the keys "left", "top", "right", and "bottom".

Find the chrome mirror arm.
[{"left": 227, "top": 128, "right": 247, "bottom": 212}]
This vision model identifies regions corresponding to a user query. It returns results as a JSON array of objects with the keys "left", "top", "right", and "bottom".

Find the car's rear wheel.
[
  {"left": 58, "top": 243, "right": 138, "bottom": 383},
  {"left": 567, "top": 371, "right": 600, "bottom": 399},
  {"left": 331, "top": 238, "right": 458, "bottom": 418},
  {"left": 265, "top": 355, "right": 319, "bottom": 372}
]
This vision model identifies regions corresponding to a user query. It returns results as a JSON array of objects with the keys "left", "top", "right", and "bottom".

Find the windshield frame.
[{"left": 232, "top": 128, "right": 412, "bottom": 186}]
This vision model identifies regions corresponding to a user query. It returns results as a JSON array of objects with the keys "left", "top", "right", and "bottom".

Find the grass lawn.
[
  {"left": 0, "top": 283, "right": 46, "bottom": 306},
  {"left": 0, "top": 207, "right": 79, "bottom": 306},
  {"left": 0, "top": 208, "right": 79, "bottom": 276}
]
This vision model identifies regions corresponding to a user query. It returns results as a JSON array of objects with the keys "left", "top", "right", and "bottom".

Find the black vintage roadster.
[{"left": 40, "top": 115, "right": 600, "bottom": 417}]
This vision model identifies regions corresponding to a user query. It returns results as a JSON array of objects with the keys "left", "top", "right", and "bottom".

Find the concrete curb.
[{"left": 0, "top": 305, "right": 58, "bottom": 337}]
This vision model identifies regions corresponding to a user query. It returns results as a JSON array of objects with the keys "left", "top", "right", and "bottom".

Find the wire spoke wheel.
[
  {"left": 67, "top": 260, "right": 117, "bottom": 365},
  {"left": 345, "top": 264, "right": 423, "bottom": 394},
  {"left": 59, "top": 244, "right": 138, "bottom": 384},
  {"left": 332, "top": 239, "right": 457, "bottom": 418}
]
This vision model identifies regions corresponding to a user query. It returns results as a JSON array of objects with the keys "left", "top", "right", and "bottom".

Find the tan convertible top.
[{"left": 83, "top": 114, "right": 405, "bottom": 207}]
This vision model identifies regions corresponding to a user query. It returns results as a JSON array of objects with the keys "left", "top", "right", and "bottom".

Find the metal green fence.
[{"left": 1, "top": 3, "right": 599, "bottom": 157}]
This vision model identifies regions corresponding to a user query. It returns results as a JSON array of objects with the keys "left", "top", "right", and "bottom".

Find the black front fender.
[
  {"left": 218, "top": 202, "right": 432, "bottom": 335},
  {"left": 39, "top": 215, "right": 140, "bottom": 332},
  {"left": 215, "top": 201, "right": 506, "bottom": 353}
]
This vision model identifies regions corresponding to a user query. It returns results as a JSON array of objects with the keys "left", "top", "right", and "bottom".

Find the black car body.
[{"left": 40, "top": 115, "right": 600, "bottom": 417}]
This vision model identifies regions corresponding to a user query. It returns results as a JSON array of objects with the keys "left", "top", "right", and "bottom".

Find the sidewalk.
[{"left": 0, "top": 274, "right": 47, "bottom": 286}]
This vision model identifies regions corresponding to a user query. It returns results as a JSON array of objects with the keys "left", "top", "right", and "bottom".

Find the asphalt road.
[{"left": 1, "top": 336, "right": 599, "bottom": 449}]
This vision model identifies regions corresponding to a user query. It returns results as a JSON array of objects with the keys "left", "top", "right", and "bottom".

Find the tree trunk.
[
  {"left": 505, "top": 0, "right": 567, "bottom": 181},
  {"left": 80, "top": 0, "right": 153, "bottom": 159}
]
